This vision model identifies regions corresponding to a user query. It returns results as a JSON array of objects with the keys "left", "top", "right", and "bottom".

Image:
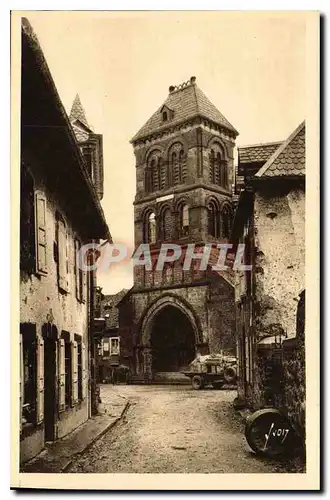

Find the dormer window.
[{"left": 161, "top": 106, "right": 173, "bottom": 122}]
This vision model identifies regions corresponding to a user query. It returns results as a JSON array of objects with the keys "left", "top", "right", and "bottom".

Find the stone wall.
[{"left": 254, "top": 186, "right": 305, "bottom": 339}]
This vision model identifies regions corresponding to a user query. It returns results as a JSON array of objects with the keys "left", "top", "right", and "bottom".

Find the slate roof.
[
  {"left": 255, "top": 121, "right": 305, "bottom": 178},
  {"left": 238, "top": 141, "right": 283, "bottom": 165},
  {"left": 69, "top": 94, "right": 90, "bottom": 128},
  {"left": 131, "top": 78, "right": 238, "bottom": 142},
  {"left": 101, "top": 289, "right": 129, "bottom": 330}
]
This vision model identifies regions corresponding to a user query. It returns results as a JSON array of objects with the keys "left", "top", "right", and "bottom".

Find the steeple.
[{"left": 69, "top": 94, "right": 89, "bottom": 129}]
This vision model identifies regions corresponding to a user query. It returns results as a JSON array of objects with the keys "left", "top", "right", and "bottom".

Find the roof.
[
  {"left": 70, "top": 94, "right": 90, "bottom": 129},
  {"left": 21, "top": 18, "right": 111, "bottom": 241},
  {"left": 101, "top": 289, "right": 129, "bottom": 330},
  {"left": 131, "top": 77, "right": 238, "bottom": 142},
  {"left": 238, "top": 141, "right": 283, "bottom": 165},
  {"left": 255, "top": 121, "right": 305, "bottom": 178}
]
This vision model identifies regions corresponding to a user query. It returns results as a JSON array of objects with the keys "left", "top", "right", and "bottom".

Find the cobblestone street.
[{"left": 67, "top": 385, "right": 302, "bottom": 474}]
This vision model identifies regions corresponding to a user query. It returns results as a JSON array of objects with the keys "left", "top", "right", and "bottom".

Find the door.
[{"left": 44, "top": 337, "right": 56, "bottom": 441}]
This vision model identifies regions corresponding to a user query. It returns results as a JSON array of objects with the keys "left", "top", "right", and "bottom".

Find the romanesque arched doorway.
[
  {"left": 138, "top": 294, "right": 202, "bottom": 376},
  {"left": 150, "top": 305, "right": 196, "bottom": 372}
]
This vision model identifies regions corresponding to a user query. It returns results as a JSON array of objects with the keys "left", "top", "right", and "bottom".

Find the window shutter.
[
  {"left": 71, "top": 341, "right": 78, "bottom": 405},
  {"left": 36, "top": 337, "right": 44, "bottom": 424},
  {"left": 81, "top": 342, "right": 87, "bottom": 400},
  {"left": 82, "top": 270, "right": 87, "bottom": 303},
  {"left": 58, "top": 220, "right": 68, "bottom": 291},
  {"left": 58, "top": 339, "right": 66, "bottom": 411},
  {"left": 19, "top": 334, "right": 23, "bottom": 433},
  {"left": 74, "top": 240, "right": 80, "bottom": 300},
  {"left": 35, "top": 192, "right": 47, "bottom": 274}
]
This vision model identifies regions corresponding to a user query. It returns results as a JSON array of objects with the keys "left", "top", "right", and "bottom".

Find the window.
[
  {"left": 72, "top": 336, "right": 86, "bottom": 403},
  {"left": 75, "top": 239, "right": 86, "bottom": 302},
  {"left": 222, "top": 205, "right": 232, "bottom": 239},
  {"left": 58, "top": 332, "right": 72, "bottom": 410},
  {"left": 178, "top": 204, "right": 189, "bottom": 237},
  {"left": 20, "top": 166, "right": 35, "bottom": 273},
  {"left": 148, "top": 212, "right": 157, "bottom": 244},
  {"left": 162, "top": 208, "right": 172, "bottom": 241},
  {"left": 208, "top": 201, "right": 220, "bottom": 237},
  {"left": 209, "top": 144, "right": 227, "bottom": 187},
  {"left": 162, "top": 111, "right": 168, "bottom": 121},
  {"left": 171, "top": 152, "right": 178, "bottom": 185},
  {"left": 110, "top": 337, "right": 120, "bottom": 355},
  {"left": 103, "top": 338, "right": 110, "bottom": 353},
  {"left": 20, "top": 324, "right": 37, "bottom": 428},
  {"left": 35, "top": 191, "right": 47, "bottom": 275},
  {"left": 55, "top": 213, "right": 69, "bottom": 292},
  {"left": 209, "top": 150, "right": 215, "bottom": 184},
  {"left": 178, "top": 149, "right": 186, "bottom": 183},
  {"left": 145, "top": 167, "right": 153, "bottom": 193},
  {"left": 77, "top": 342, "right": 83, "bottom": 401},
  {"left": 82, "top": 147, "right": 94, "bottom": 182}
]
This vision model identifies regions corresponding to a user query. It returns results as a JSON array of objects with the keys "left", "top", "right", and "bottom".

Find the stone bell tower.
[{"left": 126, "top": 77, "right": 239, "bottom": 378}]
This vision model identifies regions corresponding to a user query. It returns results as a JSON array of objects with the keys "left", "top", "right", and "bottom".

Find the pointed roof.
[
  {"left": 131, "top": 77, "right": 238, "bottom": 143},
  {"left": 69, "top": 94, "right": 89, "bottom": 129},
  {"left": 255, "top": 121, "right": 305, "bottom": 178}
]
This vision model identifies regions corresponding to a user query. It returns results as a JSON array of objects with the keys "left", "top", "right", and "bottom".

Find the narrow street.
[{"left": 67, "top": 385, "right": 301, "bottom": 474}]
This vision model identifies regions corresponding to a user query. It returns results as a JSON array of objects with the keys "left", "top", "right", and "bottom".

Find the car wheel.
[
  {"left": 191, "top": 375, "right": 204, "bottom": 390},
  {"left": 224, "top": 366, "right": 237, "bottom": 384}
]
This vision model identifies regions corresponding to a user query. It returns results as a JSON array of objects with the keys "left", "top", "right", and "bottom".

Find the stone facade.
[
  {"left": 120, "top": 78, "right": 238, "bottom": 377},
  {"left": 232, "top": 122, "right": 306, "bottom": 439}
]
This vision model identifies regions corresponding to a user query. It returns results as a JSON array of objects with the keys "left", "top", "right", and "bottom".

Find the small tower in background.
[{"left": 69, "top": 94, "right": 104, "bottom": 200}]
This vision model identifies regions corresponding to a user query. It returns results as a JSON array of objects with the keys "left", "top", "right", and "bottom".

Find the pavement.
[
  {"left": 21, "top": 386, "right": 129, "bottom": 473},
  {"left": 66, "top": 385, "right": 305, "bottom": 474}
]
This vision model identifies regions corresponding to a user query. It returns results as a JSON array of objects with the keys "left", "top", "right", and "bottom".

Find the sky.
[{"left": 23, "top": 11, "right": 307, "bottom": 294}]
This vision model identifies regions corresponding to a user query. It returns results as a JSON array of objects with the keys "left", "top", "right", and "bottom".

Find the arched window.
[
  {"left": 171, "top": 152, "right": 178, "bottom": 185},
  {"left": 151, "top": 158, "right": 159, "bottom": 192},
  {"left": 162, "top": 111, "right": 168, "bottom": 122},
  {"left": 221, "top": 205, "right": 232, "bottom": 239},
  {"left": 178, "top": 149, "right": 185, "bottom": 183},
  {"left": 145, "top": 167, "right": 153, "bottom": 193},
  {"left": 215, "top": 152, "right": 221, "bottom": 185},
  {"left": 209, "top": 150, "right": 215, "bottom": 183},
  {"left": 147, "top": 212, "right": 157, "bottom": 244},
  {"left": 162, "top": 208, "right": 172, "bottom": 241},
  {"left": 209, "top": 142, "right": 227, "bottom": 187},
  {"left": 207, "top": 201, "right": 219, "bottom": 237},
  {"left": 159, "top": 157, "right": 166, "bottom": 190},
  {"left": 178, "top": 203, "right": 189, "bottom": 237}
]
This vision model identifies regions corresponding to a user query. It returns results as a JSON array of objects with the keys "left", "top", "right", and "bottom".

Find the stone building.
[
  {"left": 119, "top": 77, "right": 238, "bottom": 379},
  {"left": 231, "top": 121, "right": 305, "bottom": 438},
  {"left": 95, "top": 289, "right": 131, "bottom": 382},
  {"left": 20, "top": 19, "right": 110, "bottom": 464}
]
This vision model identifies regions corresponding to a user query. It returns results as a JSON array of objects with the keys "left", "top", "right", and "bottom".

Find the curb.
[{"left": 60, "top": 400, "right": 130, "bottom": 473}]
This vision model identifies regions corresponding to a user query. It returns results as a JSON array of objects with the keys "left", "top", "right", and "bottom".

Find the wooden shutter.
[
  {"left": 74, "top": 240, "right": 80, "bottom": 300},
  {"left": 19, "top": 334, "right": 23, "bottom": 433},
  {"left": 81, "top": 342, "right": 87, "bottom": 400},
  {"left": 82, "top": 268, "right": 87, "bottom": 303},
  {"left": 58, "top": 220, "right": 68, "bottom": 291},
  {"left": 71, "top": 341, "right": 78, "bottom": 405},
  {"left": 58, "top": 339, "right": 66, "bottom": 412},
  {"left": 36, "top": 337, "right": 44, "bottom": 424},
  {"left": 35, "top": 192, "right": 47, "bottom": 274}
]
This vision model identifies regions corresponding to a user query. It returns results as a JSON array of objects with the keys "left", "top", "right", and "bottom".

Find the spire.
[{"left": 69, "top": 94, "right": 89, "bottom": 128}]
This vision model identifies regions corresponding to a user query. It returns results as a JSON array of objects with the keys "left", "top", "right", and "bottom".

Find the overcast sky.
[{"left": 24, "top": 11, "right": 307, "bottom": 294}]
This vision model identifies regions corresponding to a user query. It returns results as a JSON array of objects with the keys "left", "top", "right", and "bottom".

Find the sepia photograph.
[{"left": 11, "top": 9, "right": 319, "bottom": 491}]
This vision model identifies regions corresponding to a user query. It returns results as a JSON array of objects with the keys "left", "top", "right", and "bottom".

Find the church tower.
[{"left": 127, "top": 77, "right": 238, "bottom": 378}]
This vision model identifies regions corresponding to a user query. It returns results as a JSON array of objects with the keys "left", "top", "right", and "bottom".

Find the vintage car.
[{"left": 181, "top": 353, "right": 237, "bottom": 390}]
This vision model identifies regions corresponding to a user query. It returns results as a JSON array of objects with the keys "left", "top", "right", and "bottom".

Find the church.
[{"left": 118, "top": 77, "right": 238, "bottom": 379}]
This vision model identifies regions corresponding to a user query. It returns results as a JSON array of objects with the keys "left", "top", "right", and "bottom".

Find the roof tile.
[
  {"left": 255, "top": 122, "right": 305, "bottom": 178},
  {"left": 132, "top": 79, "right": 238, "bottom": 142}
]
